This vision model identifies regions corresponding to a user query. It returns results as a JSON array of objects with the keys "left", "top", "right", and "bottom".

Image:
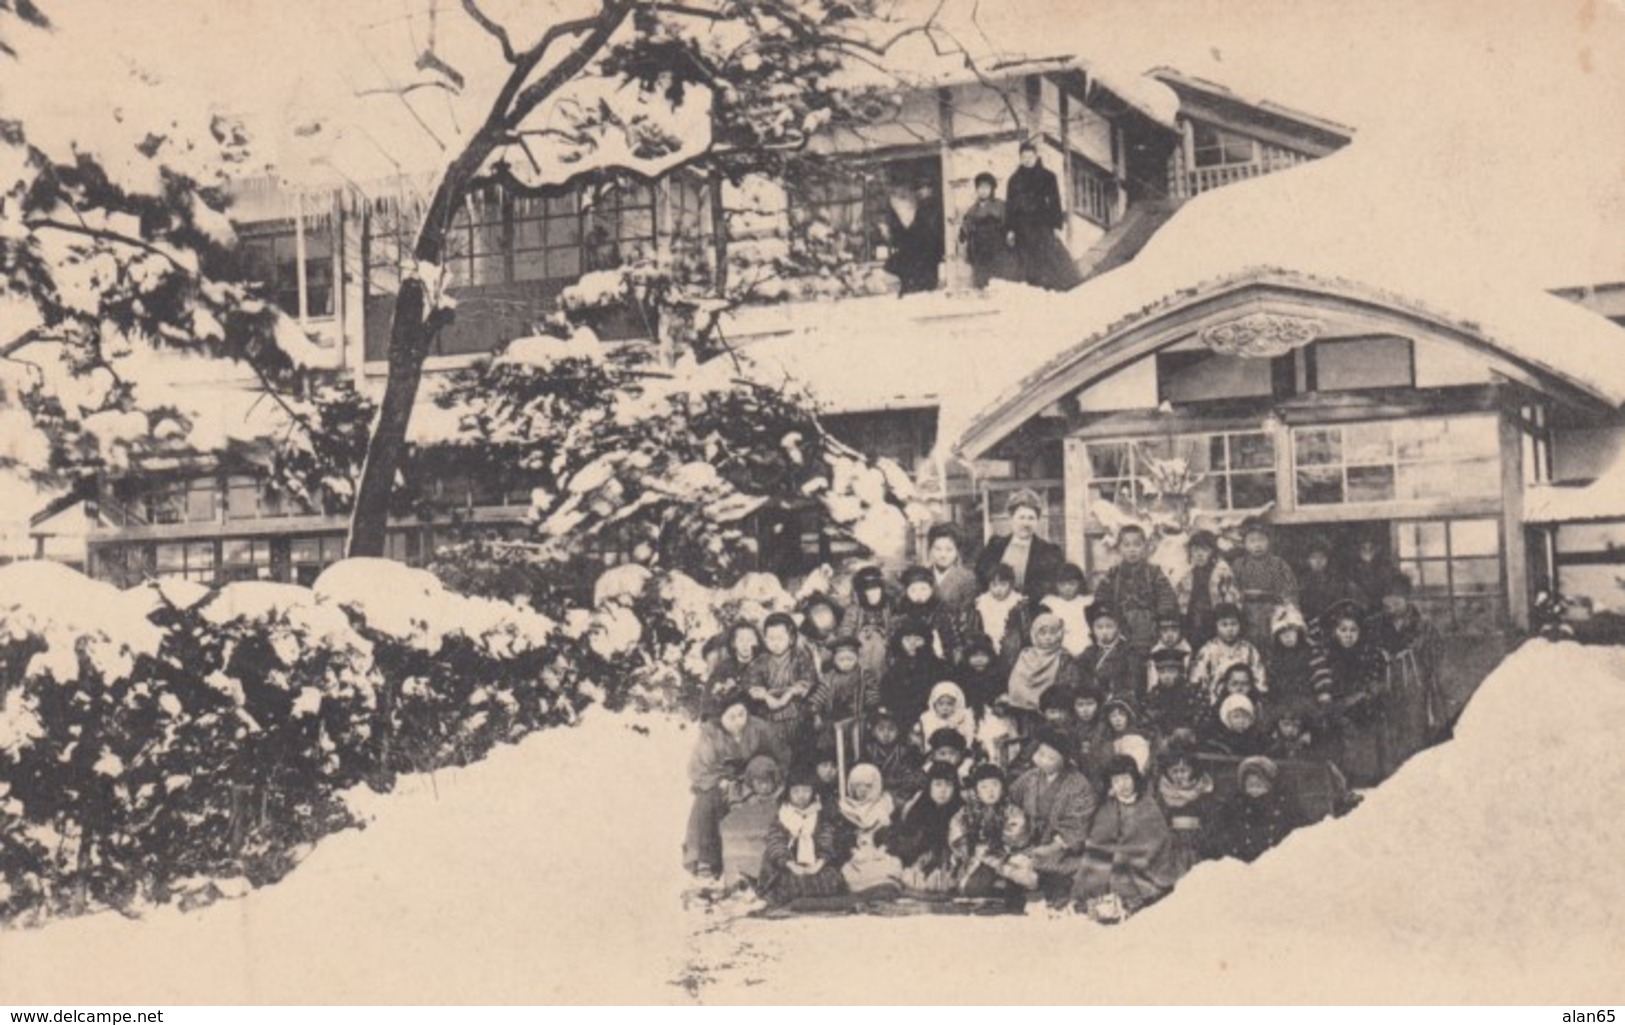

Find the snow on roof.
[
  {"left": 735, "top": 152, "right": 1625, "bottom": 459},
  {"left": 1525, "top": 446, "right": 1625, "bottom": 525}
]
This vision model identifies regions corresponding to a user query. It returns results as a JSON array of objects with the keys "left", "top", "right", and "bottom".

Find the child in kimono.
[
  {"left": 1040, "top": 562, "right": 1093, "bottom": 657},
  {"left": 975, "top": 563, "right": 1030, "bottom": 669},
  {"left": 838, "top": 763, "right": 903, "bottom": 895},
  {"left": 1230, "top": 523, "right": 1299, "bottom": 649},
  {"left": 844, "top": 565, "right": 895, "bottom": 684},
  {"left": 1153, "top": 743, "right": 1217, "bottom": 877},
  {"left": 1079, "top": 604, "right": 1138, "bottom": 704},
  {"left": 893, "top": 761, "right": 965, "bottom": 893},
  {"left": 744, "top": 612, "right": 821, "bottom": 762},
  {"left": 759, "top": 763, "right": 847, "bottom": 906},
  {"left": 1190, "top": 603, "right": 1268, "bottom": 703},
  {"left": 917, "top": 680, "right": 977, "bottom": 753}
]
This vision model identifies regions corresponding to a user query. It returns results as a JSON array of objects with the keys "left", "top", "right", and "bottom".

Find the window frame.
[
  {"left": 1190, "top": 122, "right": 1258, "bottom": 169},
  {"left": 1067, "top": 152, "right": 1115, "bottom": 229},
  {"left": 1290, "top": 415, "right": 1502, "bottom": 509},
  {"left": 237, "top": 215, "right": 338, "bottom": 321}
]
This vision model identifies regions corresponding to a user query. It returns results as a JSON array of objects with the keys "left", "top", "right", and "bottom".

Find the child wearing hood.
[
  {"left": 759, "top": 762, "right": 848, "bottom": 906},
  {"left": 918, "top": 681, "right": 977, "bottom": 754},
  {"left": 1040, "top": 562, "right": 1093, "bottom": 657},
  {"left": 838, "top": 763, "right": 904, "bottom": 895},
  {"left": 810, "top": 634, "right": 875, "bottom": 739},
  {"left": 866, "top": 707, "right": 925, "bottom": 802},
  {"left": 1079, "top": 604, "right": 1138, "bottom": 704},
  {"left": 1266, "top": 604, "right": 1331, "bottom": 709},
  {"left": 893, "top": 761, "right": 965, "bottom": 893},
  {"left": 843, "top": 565, "right": 895, "bottom": 684},
  {"left": 975, "top": 563, "right": 1031, "bottom": 668},
  {"left": 1103, "top": 698, "right": 1156, "bottom": 780},
  {"left": 1203, "top": 693, "right": 1271, "bottom": 758},
  {"left": 744, "top": 612, "right": 821, "bottom": 761},
  {"left": 1190, "top": 603, "right": 1268, "bottom": 704},
  {"left": 1153, "top": 738, "right": 1216, "bottom": 877},
  {"left": 1006, "top": 613, "right": 1082, "bottom": 725},
  {"left": 950, "top": 763, "right": 1031, "bottom": 902},
  {"left": 896, "top": 565, "right": 961, "bottom": 663},
  {"left": 880, "top": 617, "right": 952, "bottom": 726},
  {"left": 1073, "top": 755, "right": 1181, "bottom": 921},
  {"left": 798, "top": 592, "right": 846, "bottom": 669},
  {"left": 955, "top": 633, "right": 1004, "bottom": 714},
  {"left": 1210, "top": 756, "right": 1299, "bottom": 863}
]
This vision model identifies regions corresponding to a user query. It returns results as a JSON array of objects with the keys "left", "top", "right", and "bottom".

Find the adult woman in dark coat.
[
  {"left": 1005, "top": 142, "right": 1083, "bottom": 291},
  {"left": 975, "top": 487, "right": 1064, "bottom": 612},
  {"left": 882, "top": 178, "right": 945, "bottom": 295}
]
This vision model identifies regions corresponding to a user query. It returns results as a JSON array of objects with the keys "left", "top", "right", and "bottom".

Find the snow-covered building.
[{"left": 65, "top": 57, "right": 1354, "bottom": 589}]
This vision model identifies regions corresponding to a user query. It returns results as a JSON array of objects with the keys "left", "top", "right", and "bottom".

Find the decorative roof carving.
[{"left": 1199, "top": 312, "right": 1323, "bottom": 357}]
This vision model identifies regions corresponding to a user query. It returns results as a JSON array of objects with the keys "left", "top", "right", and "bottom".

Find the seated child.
[
  {"left": 1153, "top": 739, "right": 1216, "bottom": 878},
  {"left": 1146, "top": 647, "right": 1205, "bottom": 734},
  {"left": 1144, "top": 613, "right": 1193, "bottom": 694},
  {"left": 837, "top": 763, "right": 903, "bottom": 895},
  {"left": 955, "top": 634, "right": 1004, "bottom": 714},
  {"left": 892, "top": 761, "right": 964, "bottom": 893},
  {"left": 949, "top": 763, "right": 1031, "bottom": 904},
  {"left": 744, "top": 612, "right": 820, "bottom": 760},
  {"left": 1215, "top": 663, "right": 1267, "bottom": 719},
  {"left": 1265, "top": 701, "right": 1321, "bottom": 762},
  {"left": 865, "top": 707, "right": 925, "bottom": 802},
  {"left": 1079, "top": 604, "right": 1138, "bottom": 704},
  {"left": 1102, "top": 698, "right": 1156, "bottom": 778},
  {"left": 976, "top": 694, "right": 1021, "bottom": 768},
  {"left": 1203, "top": 694, "right": 1270, "bottom": 758},
  {"left": 1190, "top": 603, "right": 1267, "bottom": 704},
  {"left": 1040, "top": 563, "right": 1093, "bottom": 657},
  {"left": 1073, "top": 755, "right": 1180, "bottom": 921},
  {"left": 1267, "top": 604, "right": 1330, "bottom": 708},
  {"left": 923, "top": 727, "right": 974, "bottom": 782},
  {"left": 917, "top": 681, "right": 977, "bottom": 753},
  {"left": 1009, "top": 685, "right": 1075, "bottom": 776},
  {"left": 975, "top": 564, "right": 1031, "bottom": 668},
  {"left": 759, "top": 763, "right": 848, "bottom": 906},
  {"left": 1209, "top": 756, "right": 1299, "bottom": 863}
]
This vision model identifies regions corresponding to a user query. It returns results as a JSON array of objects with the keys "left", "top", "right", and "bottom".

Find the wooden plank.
[{"left": 1500, "top": 411, "right": 1530, "bottom": 629}]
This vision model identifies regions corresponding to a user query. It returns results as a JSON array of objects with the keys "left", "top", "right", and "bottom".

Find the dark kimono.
[
  {"left": 879, "top": 640, "right": 953, "bottom": 728},
  {"left": 1210, "top": 789, "right": 1299, "bottom": 863},
  {"left": 1009, "top": 765, "right": 1098, "bottom": 882},
  {"left": 1230, "top": 553, "right": 1300, "bottom": 648},
  {"left": 1005, "top": 161, "right": 1082, "bottom": 291},
  {"left": 1098, "top": 560, "right": 1180, "bottom": 660},
  {"left": 742, "top": 644, "right": 821, "bottom": 760},
  {"left": 959, "top": 196, "right": 1019, "bottom": 287},
  {"left": 883, "top": 192, "right": 944, "bottom": 294},
  {"left": 895, "top": 593, "right": 962, "bottom": 664},
  {"left": 867, "top": 739, "right": 927, "bottom": 803},
  {"left": 1073, "top": 794, "right": 1182, "bottom": 909},
  {"left": 1079, "top": 639, "right": 1139, "bottom": 705},
  {"left": 841, "top": 599, "right": 895, "bottom": 689},
  {"left": 759, "top": 803, "right": 848, "bottom": 905},
  {"left": 1155, "top": 772, "right": 1217, "bottom": 876}
]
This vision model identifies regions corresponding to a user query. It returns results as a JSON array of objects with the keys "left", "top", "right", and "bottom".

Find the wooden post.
[
  {"left": 1063, "top": 436, "right": 1090, "bottom": 570},
  {"left": 1500, "top": 410, "right": 1530, "bottom": 630}
]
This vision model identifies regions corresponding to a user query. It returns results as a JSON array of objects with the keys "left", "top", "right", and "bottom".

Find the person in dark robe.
[
  {"left": 684, "top": 692, "right": 786, "bottom": 879},
  {"left": 1004, "top": 141, "right": 1082, "bottom": 291},
  {"left": 1208, "top": 756, "right": 1300, "bottom": 863},
  {"left": 1096, "top": 525, "right": 1180, "bottom": 666},
  {"left": 882, "top": 177, "right": 944, "bottom": 294},
  {"left": 1230, "top": 522, "right": 1300, "bottom": 650},
  {"left": 1298, "top": 535, "right": 1359, "bottom": 633},
  {"left": 975, "top": 487, "right": 1064, "bottom": 613},
  {"left": 1349, "top": 536, "right": 1401, "bottom": 613},
  {"left": 879, "top": 618, "right": 951, "bottom": 728},
  {"left": 758, "top": 762, "right": 848, "bottom": 905},
  {"left": 1008, "top": 728, "right": 1100, "bottom": 906},
  {"left": 892, "top": 761, "right": 965, "bottom": 893},
  {"left": 1180, "top": 530, "right": 1240, "bottom": 651},
  {"left": 1073, "top": 755, "right": 1182, "bottom": 920}
]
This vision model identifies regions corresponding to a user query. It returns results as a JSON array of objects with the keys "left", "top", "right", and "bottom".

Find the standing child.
[
  {"left": 918, "top": 681, "right": 978, "bottom": 753},
  {"left": 1298, "top": 536, "right": 1357, "bottom": 631},
  {"left": 1145, "top": 613, "right": 1193, "bottom": 696},
  {"left": 705, "top": 622, "right": 763, "bottom": 699},
  {"left": 958, "top": 171, "right": 1019, "bottom": 288},
  {"left": 744, "top": 612, "right": 821, "bottom": 762},
  {"left": 843, "top": 566, "right": 895, "bottom": 685},
  {"left": 1190, "top": 603, "right": 1267, "bottom": 703},
  {"left": 1230, "top": 523, "right": 1299, "bottom": 649},
  {"left": 684, "top": 692, "right": 785, "bottom": 880},
  {"left": 1350, "top": 536, "right": 1400, "bottom": 614},
  {"left": 810, "top": 635, "right": 875, "bottom": 745},
  {"left": 880, "top": 618, "right": 952, "bottom": 727},
  {"left": 1179, "top": 530, "right": 1241, "bottom": 651},
  {"left": 1069, "top": 683, "right": 1114, "bottom": 786},
  {"left": 758, "top": 763, "right": 847, "bottom": 906},
  {"left": 837, "top": 763, "right": 903, "bottom": 895},
  {"left": 798, "top": 593, "right": 846, "bottom": 669},
  {"left": 1040, "top": 563, "right": 1094, "bottom": 657},
  {"left": 1266, "top": 604, "right": 1331, "bottom": 709},
  {"left": 1006, "top": 613, "right": 1082, "bottom": 724},
  {"left": 1078, "top": 604, "right": 1139, "bottom": 704},
  {"left": 896, "top": 565, "right": 962, "bottom": 663},
  {"left": 975, "top": 564, "right": 1031, "bottom": 671},
  {"left": 1321, "top": 602, "right": 1392, "bottom": 787},
  {"left": 1097, "top": 524, "right": 1180, "bottom": 665},
  {"left": 926, "top": 524, "right": 980, "bottom": 644}
]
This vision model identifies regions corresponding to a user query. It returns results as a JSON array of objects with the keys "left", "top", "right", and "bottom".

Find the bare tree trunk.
[{"left": 346, "top": 279, "right": 433, "bottom": 557}]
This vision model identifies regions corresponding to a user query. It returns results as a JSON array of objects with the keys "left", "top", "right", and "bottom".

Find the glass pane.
[
  {"left": 513, "top": 249, "right": 547, "bottom": 282},
  {"left": 1229, "top": 432, "right": 1275, "bottom": 470},
  {"left": 1342, "top": 422, "right": 1394, "bottom": 465},
  {"left": 471, "top": 255, "right": 505, "bottom": 285},
  {"left": 223, "top": 540, "right": 253, "bottom": 566},
  {"left": 1296, "top": 467, "right": 1343, "bottom": 505},
  {"left": 322, "top": 536, "right": 347, "bottom": 562},
  {"left": 1404, "top": 559, "right": 1448, "bottom": 592},
  {"left": 514, "top": 216, "right": 545, "bottom": 249},
  {"left": 1230, "top": 472, "right": 1276, "bottom": 510},
  {"left": 156, "top": 543, "right": 185, "bottom": 571},
  {"left": 545, "top": 247, "right": 581, "bottom": 280},
  {"left": 1087, "top": 443, "right": 1131, "bottom": 480},
  {"left": 1454, "top": 558, "right": 1502, "bottom": 594},
  {"left": 291, "top": 538, "right": 320, "bottom": 564},
  {"left": 1187, "top": 475, "right": 1222, "bottom": 511},
  {"left": 1347, "top": 465, "right": 1396, "bottom": 503},
  {"left": 546, "top": 214, "right": 581, "bottom": 246},
  {"left": 227, "top": 482, "right": 259, "bottom": 521},
  {"left": 1451, "top": 519, "right": 1501, "bottom": 557},
  {"left": 187, "top": 542, "right": 215, "bottom": 570},
  {"left": 1294, "top": 428, "right": 1340, "bottom": 467},
  {"left": 545, "top": 193, "right": 577, "bottom": 217},
  {"left": 1397, "top": 521, "right": 1448, "bottom": 559},
  {"left": 187, "top": 483, "right": 216, "bottom": 523},
  {"left": 618, "top": 210, "right": 654, "bottom": 241}
]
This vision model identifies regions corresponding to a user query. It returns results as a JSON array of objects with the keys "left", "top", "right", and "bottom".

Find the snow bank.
[
  {"left": 4, "top": 639, "right": 1621, "bottom": 1003},
  {"left": 0, "top": 561, "right": 164, "bottom": 683}
]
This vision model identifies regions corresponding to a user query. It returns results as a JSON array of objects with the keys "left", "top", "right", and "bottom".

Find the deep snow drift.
[{"left": 2, "top": 641, "right": 1623, "bottom": 1004}]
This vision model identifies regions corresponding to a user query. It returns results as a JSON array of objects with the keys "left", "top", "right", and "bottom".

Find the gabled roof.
[{"left": 1149, "top": 67, "right": 1356, "bottom": 148}]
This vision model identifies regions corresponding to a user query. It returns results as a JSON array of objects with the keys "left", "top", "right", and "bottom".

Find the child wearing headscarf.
[
  {"left": 917, "top": 680, "right": 977, "bottom": 753},
  {"left": 758, "top": 763, "right": 847, "bottom": 906},
  {"left": 1007, "top": 613, "right": 1081, "bottom": 723},
  {"left": 838, "top": 763, "right": 903, "bottom": 895}
]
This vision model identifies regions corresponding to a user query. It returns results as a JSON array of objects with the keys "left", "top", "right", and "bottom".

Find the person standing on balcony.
[
  {"left": 1005, "top": 141, "right": 1083, "bottom": 292},
  {"left": 881, "top": 176, "right": 944, "bottom": 294},
  {"left": 959, "top": 172, "right": 1019, "bottom": 288}
]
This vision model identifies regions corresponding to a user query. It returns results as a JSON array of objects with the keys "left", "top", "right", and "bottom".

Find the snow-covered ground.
[{"left": 3, "top": 640, "right": 1624, "bottom": 1004}]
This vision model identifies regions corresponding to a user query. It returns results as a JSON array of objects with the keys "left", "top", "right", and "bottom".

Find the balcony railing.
[{"left": 1172, "top": 152, "right": 1310, "bottom": 200}]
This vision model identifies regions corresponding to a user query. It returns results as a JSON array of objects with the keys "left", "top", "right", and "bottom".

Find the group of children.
[{"left": 685, "top": 493, "right": 1442, "bottom": 918}]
